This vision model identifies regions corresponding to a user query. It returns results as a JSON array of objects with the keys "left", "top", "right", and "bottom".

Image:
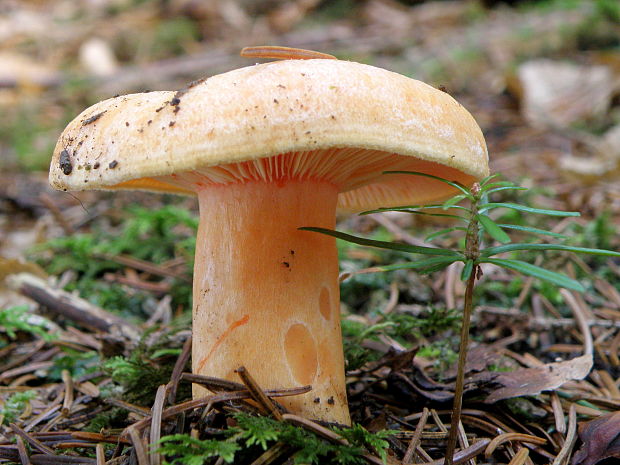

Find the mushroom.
[{"left": 49, "top": 56, "right": 488, "bottom": 425}]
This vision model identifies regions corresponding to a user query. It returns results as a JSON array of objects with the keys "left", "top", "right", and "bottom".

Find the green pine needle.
[
  {"left": 300, "top": 227, "right": 463, "bottom": 257},
  {"left": 478, "top": 202, "right": 580, "bottom": 217},
  {"left": 481, "top": 258, "right": 585, "bottom": 292}
]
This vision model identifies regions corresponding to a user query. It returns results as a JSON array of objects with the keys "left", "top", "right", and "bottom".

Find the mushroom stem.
[{"left": 193, "top": 179, "right": 350, "bottom": 424}]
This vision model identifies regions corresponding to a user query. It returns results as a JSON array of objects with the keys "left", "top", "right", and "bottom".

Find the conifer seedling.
[{"left": 303, "top": 171, "right": 620, "bottom": 464}]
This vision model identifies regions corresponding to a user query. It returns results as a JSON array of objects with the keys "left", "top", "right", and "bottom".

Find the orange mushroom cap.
[{"left": 50, "top": 59, "right": 488, "bottom": 210}]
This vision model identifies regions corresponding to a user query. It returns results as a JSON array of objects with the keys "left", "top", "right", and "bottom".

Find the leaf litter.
[{"left": 572, "top": 412, "right": 620, "bottom": 465}]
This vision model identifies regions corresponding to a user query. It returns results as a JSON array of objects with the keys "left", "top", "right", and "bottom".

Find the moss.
[{"left": 31, "top": 205, "right": 197, "bottom": 319}]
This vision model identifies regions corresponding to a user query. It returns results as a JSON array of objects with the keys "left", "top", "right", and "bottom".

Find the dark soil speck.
[
  {"left": 82, "top": 111, "right": 106, "bottom": 126},
  {"left": 188, "top": 77, "right": 206, "bottom": 88},
  {"left": 59, "top": 149, "right": 73, "bottom": 175},
  {"left": 155, "top": 101, "right": 170, "bottom": 112}
]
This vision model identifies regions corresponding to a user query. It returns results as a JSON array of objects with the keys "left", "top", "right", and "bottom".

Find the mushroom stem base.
[{"left": 193, "top": 179, "right": 350, "bottom": 424}]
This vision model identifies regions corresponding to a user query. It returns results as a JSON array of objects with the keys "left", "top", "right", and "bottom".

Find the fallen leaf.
[
  {"left": 0, "top": 52, "right": 60, "bottom": 88},
  {"left": 560, "top": 155, "right": 618, "bottom": 180},
  {"left": 571, "top": 411, "right": 620, "bottom": 465},
  {"left": 483, "top": 354, "right": 592, "bottom": 403},
  {"left": 560, "top": 123, "right": 620, "bottom": 180},
  {"left": 0, "top": 257, "right": 47, "bottom": 281},
  {"left": 444, "top": 342, "right": 503, "bottom": 379},
  {"left": 518, "top": 59, "right": 613, "bottom": 129}
]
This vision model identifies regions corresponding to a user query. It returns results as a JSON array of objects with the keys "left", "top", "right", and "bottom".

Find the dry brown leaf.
[
  {"left": 483, "top": 354, "right": 593, "bottom": 403},
  {"left": 0, "top": 257, "right": 47, "bottom": 282},
  {"left": 518, "top": 59, "right": 613, "bottom": 129},
  {"left": 571, "top": 411, "right": 620, "bottom": 465},
  {"left": 444, "top": 343, "right": 503, "bottom": 379},
  {"left": 560, "top": 155, "right": 618, "bottom": 180},
  {"left": 0, "top": 52, "right": 60, "bottom": 89},
  {"left": 560, "top": 123, "right": 620, "bottom": 180}
]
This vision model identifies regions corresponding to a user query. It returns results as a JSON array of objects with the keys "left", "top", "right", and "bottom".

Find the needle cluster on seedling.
[{"left": 305, "top": 172, "right": 618, "bottom": 292}]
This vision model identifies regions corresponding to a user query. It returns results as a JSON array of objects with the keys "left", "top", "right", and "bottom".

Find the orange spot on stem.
[{"left": 196, "top": 314, "right": 250, "bottom": 373}]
